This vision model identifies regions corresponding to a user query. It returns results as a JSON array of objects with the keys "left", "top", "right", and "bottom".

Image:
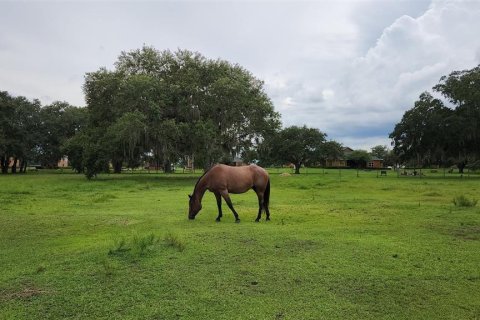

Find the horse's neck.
[{"left": 193, "top": 176, "right": 208, "bottom": 201}]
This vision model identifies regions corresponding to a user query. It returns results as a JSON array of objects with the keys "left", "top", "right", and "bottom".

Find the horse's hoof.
[
  {"left": 266, "top": 218, "right": 271, "bottom": 221},
  {"left": 216, "top": 218, "right": 221, "bottom": 222},
  {"left": 235, "top": 219, "right": 241, "bottom": 223},
  {"left": 255, "top": 219, "right": 260, "bottom": 222}
]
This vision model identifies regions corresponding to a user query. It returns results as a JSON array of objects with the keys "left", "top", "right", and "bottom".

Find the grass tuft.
[
  {"left": 101, "top": 259, "right": 117, "bottom": 276},
  {"left": 108, "top": 233, "right": 158, "bottom": 257},
  {"left": 132, "top": 233, "right": 158, "bottom": 255},
  {"left": 35, "top": 265, "right": 46, "bottom": 274},
  {"left": 453, "top": 195, "right": 478, "bottom": 207},
  {"left": 108, "top": 237, "right": 129, "bottom": 255},
  {"left": 164, "top": 232, "right": 186, "bottom": 252}
]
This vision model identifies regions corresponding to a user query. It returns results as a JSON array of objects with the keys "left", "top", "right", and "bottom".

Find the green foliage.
[
  {"left": 0, "top": 91, "right": 85, "bottom": 174},
  {"left": 391, "top": 65, "right": 480, "bottom": 168},
  {"left": 319, "top": 140, "right": 344, "bottom": 162},
  {"left": 370, "top": 145, "right": 388, "bottom": 159},
  {"left": 38, "top": 102, "right": 88, "bottom": 168},
  {"left": 453, "top": 195, "right": 478, "bottom": 207},
  {"left": 260, "top": 125, "right": 326, "bottom": 173},
  {"left": 82, "top": 46, "right": 280, "bottom": 176},
  {"left": 0, "top": 91, "right": 42, "bottom": 173}
]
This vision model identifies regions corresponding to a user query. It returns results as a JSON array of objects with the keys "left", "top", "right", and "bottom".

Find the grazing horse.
[{"left": 188, "top": 164, "right": 270, "bottom": 222}]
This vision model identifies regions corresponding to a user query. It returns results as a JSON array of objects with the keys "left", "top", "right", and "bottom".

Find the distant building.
[
  {"left": 325, "top": 147, "right": 384, "bottom": 169},
  {"left": 7, "top": 156, "right": 69, "bottom": 169},
  {"left": 58, "top": 157, "right": 69, "bottom": 168},
  {"left": 325, "top": 147, "right": 353, "bottom": 168},
  {"left": 367, "top": 157, "right": 384, "bottom": 169}
]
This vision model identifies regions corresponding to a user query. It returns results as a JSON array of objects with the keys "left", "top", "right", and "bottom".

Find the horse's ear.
[{"left": 188, "top": 194, "right": 192, "bottom": 199}]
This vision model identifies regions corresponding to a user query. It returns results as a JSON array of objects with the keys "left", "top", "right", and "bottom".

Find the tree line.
[
  {"left": 0, "top": 92, "right": 87, "bottom": 173},
  {"left": 2, "top": 46, "right": 412, "bottom": 177},
  {"left": 390, "top": 65, "right": 480, "bottom": 172},
  {"left": 2, "top": 47, "right": 280, "bottom": 177}
]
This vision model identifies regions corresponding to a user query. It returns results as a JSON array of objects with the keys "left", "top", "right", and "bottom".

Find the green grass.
[{"left": 0, "top": 169, "right": 479, "bottom": 319}]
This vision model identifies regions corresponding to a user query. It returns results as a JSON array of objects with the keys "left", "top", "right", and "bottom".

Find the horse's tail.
[{"left": 264, "top": 178, "right": 271, "bottom": 209}]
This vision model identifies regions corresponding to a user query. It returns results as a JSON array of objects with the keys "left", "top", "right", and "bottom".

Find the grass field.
[{"left": 1, "top": 169, "right": 479, "bottom": 319}]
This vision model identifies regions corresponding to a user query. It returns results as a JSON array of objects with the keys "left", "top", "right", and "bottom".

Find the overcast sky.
[{"left": 1, "top": 0, "right": 480, "bottom": 150}]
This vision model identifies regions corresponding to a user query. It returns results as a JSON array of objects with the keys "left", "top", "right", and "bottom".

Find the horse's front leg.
[
  {"left": 220, "top": 191, "right": 240, "bottom": 223},
  {"left": 214, "top": 192, "right": 223, "bottom": 222}
]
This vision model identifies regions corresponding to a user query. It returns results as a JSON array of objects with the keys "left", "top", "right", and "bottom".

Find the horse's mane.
[{"left": 193, "top": 165, "right": 213, "bottom": 192}]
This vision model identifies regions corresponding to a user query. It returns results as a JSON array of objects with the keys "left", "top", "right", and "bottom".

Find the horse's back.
[{"left": 207, "top": 164, "right": 268, "bottom": 193}]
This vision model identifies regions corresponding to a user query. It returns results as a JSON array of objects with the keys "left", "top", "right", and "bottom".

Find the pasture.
[{"left": 0, "top": 169, "right": 479, "bottom": 319}]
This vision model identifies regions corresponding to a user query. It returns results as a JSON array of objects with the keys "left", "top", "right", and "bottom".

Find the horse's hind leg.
[
  {"left": 220, "top": 191, "right": 240, "bottom": 223},
  {"left": 255, "top": 193, "right": 263, "bottom": 222},
  {"left": 214, "top": 192, "right": 223, "bottom": 222},
  {"left": 265, "top": 202, "right": 270, "bottom": 221}
]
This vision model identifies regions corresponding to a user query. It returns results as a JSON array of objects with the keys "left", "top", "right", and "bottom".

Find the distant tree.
[
  {"left": 370, "top": 145, "right": 388, "bottom": 159},
  {"left": 382, "top": 149, "right": 398, "bottom": 167},
  {"left": 62, "top": 131, "right": 88, "bottom": 173},
  {"left": 0, "top": 91, "right": 41, "bottom": 173},
  {"left": 38, "top": 102, "right": 88, "bottom": 168},
  {"left": 391, "top": 65, "right": 480, "bottom": 172},
  {"left": 261, "top": 125, "right": 326, "bottom": 174},
  {"left": 389, "top": 92, "right": 451, "bottom": 168},
  {"left": 433, "top": 65, "right": 480, "bottom": 172},
  {"left": 319, "top": 140, "right": 344, "bottom": 166}
]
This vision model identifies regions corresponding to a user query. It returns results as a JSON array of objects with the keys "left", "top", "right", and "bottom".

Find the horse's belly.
[
  {"left": 227, "top": 180, "right": 253, "bottom": 194},
  {"left": 228, "top": 186, "right": 251, "bottom": 194}
]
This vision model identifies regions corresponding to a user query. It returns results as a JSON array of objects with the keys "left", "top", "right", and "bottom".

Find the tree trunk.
[
  {"left": 458, "top": 161, "right": 466, "bottom": 174},
  {"left": 164, "top": 161, "right": 172, "bottom": 174},
  {"left": 11, "top": 157, "right": 18, "bottom": 173},
  {"left": 20, "top": 159, "right": 27, "bottom": 173},
  {"left": 113, "top": 160, "right": 122, "bottom": 174},
  {"left": 1, "top": 155, "right": 8, "bottom": 174},
  {"left": 294, "top": 162, "right": 301, "bottom": 174}
]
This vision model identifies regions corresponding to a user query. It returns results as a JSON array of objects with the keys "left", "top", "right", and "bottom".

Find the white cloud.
[
  {"left": 0, "top": 0, "right": 479, "bottom": 150},
  {"left": 308, "top": 0, "right": 480, "bottom": 148}
]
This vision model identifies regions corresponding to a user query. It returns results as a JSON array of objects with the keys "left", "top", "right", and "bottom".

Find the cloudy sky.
[{"left": 1, "top": 0, "right": 480, "bottom": 149}]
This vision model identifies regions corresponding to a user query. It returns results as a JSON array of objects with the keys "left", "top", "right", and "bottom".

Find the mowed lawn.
[{"left": 0, "top": 169, "right": 479, "bottom": 319}]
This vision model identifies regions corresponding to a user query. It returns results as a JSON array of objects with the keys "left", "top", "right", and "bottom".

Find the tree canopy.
[
  {"left": 1, "top": 91, "right": 86, "bottom": 173},
  {"left": 390, "top": 65, "right": 480, "bottom": 171},
  {"left": 259, "top": 125, "right": 327, "bottom": 174},
  {"left": 77, "top": 46, "right": 280, "bottom": 177}
]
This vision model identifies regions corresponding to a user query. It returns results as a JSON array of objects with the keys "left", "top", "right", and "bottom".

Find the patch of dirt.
[
  {"left": 1, "top": 286, "right": 50, "bottom": 300},
  {"left": 453, "top": 226, "right": 480, "bottom": 241}
]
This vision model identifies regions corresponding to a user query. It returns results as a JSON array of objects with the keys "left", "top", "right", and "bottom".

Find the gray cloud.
[{"left": 0, "top": 0, "right": 479, "bottom": 150}]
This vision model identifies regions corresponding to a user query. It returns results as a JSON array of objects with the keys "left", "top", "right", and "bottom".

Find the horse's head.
[{"left": 188, "top": 194, "right": 202, "bottom": 220}]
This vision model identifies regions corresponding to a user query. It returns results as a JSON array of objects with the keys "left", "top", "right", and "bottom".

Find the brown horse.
[{"left": 188, "top": 164, "right": 270, "bottom": 222}]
